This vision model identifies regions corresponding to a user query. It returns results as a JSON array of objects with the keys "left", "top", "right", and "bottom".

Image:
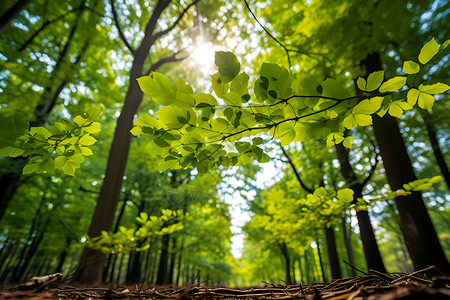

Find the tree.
[{"left": 72, "top": 0, "right": 200, "bottom": 284}]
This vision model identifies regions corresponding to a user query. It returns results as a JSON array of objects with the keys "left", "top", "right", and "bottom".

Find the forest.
[{"left": 0, "top": 0, "right": 449, "bottom": 296}]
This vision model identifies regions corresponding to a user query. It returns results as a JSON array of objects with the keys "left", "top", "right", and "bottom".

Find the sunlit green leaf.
[
  {"left": 418, "top": 83, "right": 450, "bottom": 94},
  {"left": 403, "top": 61, "right": 420, "bottom": 74},
  {"left": 418, "top": 38, "right": 439, "bottom": 64},
  {"left": 215, "top": 51, "right": 240, "bottom": 83},
  {"left": 379, "top": 76, "right": 406, "bottom": 93}
]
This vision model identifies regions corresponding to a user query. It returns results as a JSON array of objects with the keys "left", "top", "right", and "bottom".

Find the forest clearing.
[{"left": 0, "top": 0, "right": 449, "bottom": 299}]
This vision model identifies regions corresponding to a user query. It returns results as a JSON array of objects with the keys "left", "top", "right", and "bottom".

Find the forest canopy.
[{"left": 0, "top": 0, "right": 449, "bottom": 288}]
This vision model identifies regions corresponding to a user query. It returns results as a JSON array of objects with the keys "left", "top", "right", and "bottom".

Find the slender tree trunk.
[
  {"left": 340, "top": 217, "right": 357, "bottom": 276},
  {"left": 116, "top": 252, "right": 125, "bottom": 285},
  {"left": 303, "top": 251, "right": 311, "bottom": 283},
  {"left": 0, "top": 0, "right": 31, "bottom": 33},
  {"left": 156, "top": 234, "right": 170, "bottom": 285},
  {"left": 316, "top": 238, "right": 327, "bottom": 282},
  {"left": 278, "top": 242, "right": 292, "bottom": 284},
  {"left": 335, "top": 143, "right": 387, "bottom": 272},
  {"left": 175, "top": 239, "right": 183, "bottom": 285},
  {"left": 16, "top": 232, "right": 45, "bottom": 282},
  {"left": 55, "top": 237, "right": 72, "bottom": 273},
  {"left": 420, "top": 110, "right": 450, "bottom": 190},
  {"left": 324, "top": 226, "right": 342, "bottom": 280},
  {"left": 168, "top": 236, "right": 177, "bottom": 284},
  {"left": 291, "top": 254, "right": 296, "bottom": 284}
]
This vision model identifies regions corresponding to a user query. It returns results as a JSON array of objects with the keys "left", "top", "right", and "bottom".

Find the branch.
[
  {"left": 145, "top": 51, "right": 189, "bottom": 75},
  {"left": 280, "top": 145, "right": 314, "bottom": 193},
  {"left": 18, "top": 5, "right": 84, "bottom": 51},
  {"left": 109, "top": 0, "right": 134, "bottom": 54},
  {"left": 243, "top": 0, "right": 292, "bottom": 69},
  {"left": 152, "top": 0, "right": 200, "bottom": 41}
]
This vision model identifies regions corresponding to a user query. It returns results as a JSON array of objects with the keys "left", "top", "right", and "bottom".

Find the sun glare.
[{"left": 189, "top": 39, "right": 219, "bottom": 75}]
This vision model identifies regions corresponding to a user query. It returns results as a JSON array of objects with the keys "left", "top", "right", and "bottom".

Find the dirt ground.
[{"left": 1, "top": 266, "right": 449, "bottom": 299}]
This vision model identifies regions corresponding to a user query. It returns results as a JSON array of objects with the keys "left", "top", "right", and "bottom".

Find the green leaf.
[
  {"left": 154, "top": 137, "right": 171, "bottom": 148},
  {"left": 356, "top": 77, "right": 366, "bottom": 91},
  {"left": 403, "top": 61, "right": 420, "bottom": 74},
  {"left": 326, "top": 132, "right": 344, "bottom": 147},
  {"left": 273, "top": 122, "right": 294, "bottom": 139},
  {"left": 407, "top": 89, "right": 420, "bottom": 106},
  {"left": 30, "top": 127, "right": 51, "bottom": 139},
  {"left": 260, "top": 62, "right": 282, "bottom": 79},
  {"left": 23, "top": 163, "right": 38, "bottom": 175},
  {"left": 211, "top": 73, "right": 229, "bottom": 97},
  {"left": 344, "top": 114, "right": 372, "bottom": 129},
  {"left": 80, "top": 147, "right": 93, "bottom": 156},
  {"left": 83, "top": 122, "right": 101, "bottom": 133},
  {"left": 137, "top": 72, "right": 175, "bottom": 105},
  {"left": 40, "top": 157, "right": 55, "bottom": 173},
  {"left": 215, "top": 51, "right": 240, "bottom": 83},
  {"left": 62, "top": 161, "right": 76, "bottom": 176},
  {"left": 337, "top": 188, "right": 354, "bottom": 203},
  {"left": 418, "top": 83, "right": 450, "bottom": 94},
  {"left": 55, "top": 156, "right": 68, "bottom": 169},
  {"left": 366, "top": 71, "right": 385, "bottom": 91},
  {"left": 343, "top": 136, "right": 354, "bottom": 149},
  {"left": 79, "top": 135, "right": 97, "bottom": 146},
  {"left": 379, "top": 76, "right": 406, "bottom": 93},
  {"left": 388, "top": 101, "right": 412, "bottom": 118},
  {"left": 230, "top": 72, "right": 249, "bottom": 95},
  {"left": 70, "top": 153, "right": 85, "bottom": 163},
  {"left": 74, "top": 115, "right": 87, "bottom": 127},
  {"left": 418, "top": 93, "right": 435, "bottom": 110},
  {"left": 352, "top": 97, "right": 383, "bottom": 114},
  {"left": 418, "top": 38, "right": 439, "bottom": 64},
  {"left": 195, "top": 93, "right": 218, "bottom": 107}
]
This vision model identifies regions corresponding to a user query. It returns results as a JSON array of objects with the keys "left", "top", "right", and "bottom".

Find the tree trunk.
[
  {"left": 316, "top": 238, "right": 327, "bottom": 282},
  {"left": 168, "top": 236, "right": 177, "bottom": 284},
  {"left": 175, "top": 239, "right": 184, "bottom": 285},
  {"left": 324, "top": 226, "right": 342, "bottom": 280},
  {"left": 335, "top": 142, "right": 387, "bottom": 272},
  {"left": 0, "top": 0, "right": 31, "bottom": 33},
  {"left": 420, "top": 110, "right": 450, "bottom": 190},
  {"left": 278, "top": 242, "right": 292, "bottom": 285},
  {"left": 362, "top": 52, "right": 450, "bottom": 273},
  {"left": 340, "top": 217, "right": 357, "bottom": 276},
  {"left": 55, "top": 236, "right": 72, "bottom": 273},
  {"left": 156, "top": 234, "right": 170, "bottom": 285}
]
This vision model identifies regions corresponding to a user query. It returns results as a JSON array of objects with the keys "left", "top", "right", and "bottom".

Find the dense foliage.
[{"left": 0, "top": 0, "right": 449, "bottom": 286}]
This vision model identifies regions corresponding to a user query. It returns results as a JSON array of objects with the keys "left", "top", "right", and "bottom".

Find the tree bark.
[
  {"left": 335, "top": 142, "right": 387, "bottom": 272},
  {"left": 324, "top": 226, "right": 342, "bottom": 280},
  {"left": 0, "top": 0, "right": 31, "bottom": 33},
  {"left": 278, "top": 242, "right": 292, "bottom": 285},
  {"left": 156, "top": 233, "right": 170, "bottom": 285},
  {"left": 340, "top": 217, "right": 357, "bottom": 276},
  {"left": 316, "top": 238, "right": 327, "bottom": 282},
  {"left": 364, "top": 52, "right": 450, "bottom": 273},
  {"left": 420, "top": 110, "right": 450, "bottom": 190}
]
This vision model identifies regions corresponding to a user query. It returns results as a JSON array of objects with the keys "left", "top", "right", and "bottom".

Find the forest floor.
[{"left": 0, "top": 266, "right": 449, "bottom": 299}]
